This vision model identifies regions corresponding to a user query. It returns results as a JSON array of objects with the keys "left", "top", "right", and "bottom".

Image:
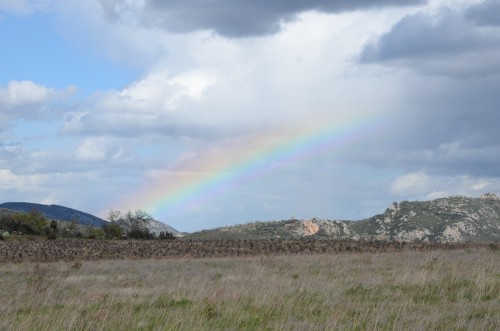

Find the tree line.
[{"left": 0, "top": 209, "right": 175, "bottom": 240}]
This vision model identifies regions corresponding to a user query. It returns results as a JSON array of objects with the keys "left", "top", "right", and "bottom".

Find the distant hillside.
[
  {"left": 350, "top": 193, "right": 500, "bottom": 242},
  {"left": 188, "top": 193, "right": 500, "bottom": 243},
  {"left": 115, "top": 215, "right": 182, "bottom": 236},
  {"left": 147, "top": 219, "right": 182, "bottom": 236},
  {"left": 0, "top": 202, "right": 182, "bottom": 236},
  {"left": 187, "top": 218, "right": 351, "bottom": 240},
  {"left": 0, "top": 202, "right": 107, "bottom": 227}
]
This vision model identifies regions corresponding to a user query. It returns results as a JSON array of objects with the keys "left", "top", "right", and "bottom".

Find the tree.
[
  {"left": 64, "top": 219, "right": 79, "bottom": 237},
  {"left": 107, "top": 210, "right": 122, "bottom": 223},
  {"left": 13, "top": 209, "right": 47, "bottom": 235},
  {"left": 108, "top": 209, "right": 155, "bottom": 239},
  {"left": 102, "top": 221, "right": 124, "bottom": 239},
  {"left": 125, "top": 210, "right": 155, "bottom": 239},
  {"left": 50, "top": 220, "right": 58, "bottom": 233},
  {"left": 46, "top": 220, "right": 59, "bottom": 240}
]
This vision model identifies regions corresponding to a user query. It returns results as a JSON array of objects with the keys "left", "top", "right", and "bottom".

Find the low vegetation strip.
[
  {"left": 0, "top": 249, "right": 498, "bottom": 330},
  {"left": 0, "top": 238, "right": 477, "bottom": 262}
]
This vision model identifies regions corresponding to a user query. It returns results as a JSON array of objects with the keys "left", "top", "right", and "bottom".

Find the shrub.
[
  {"left": 46, "top": 232, "right": 57, "bottom": 240},
  {"left": 158, "top": 231, "right": 176, "bottom": 240},
  {"left": 50, "top": 220, "right": 58, "bottom": 233},
  {"left": 128, "top": 228, "right": 155, "bottom": 240},
  {"left": 102, "top": 221, "right": 124, "bottom": 239},
  {"left": 85, "top": 226, "right": 105, "bottom": 239},
  {"left": 0, "top": 211, "right": 48, "bottom": 235}
]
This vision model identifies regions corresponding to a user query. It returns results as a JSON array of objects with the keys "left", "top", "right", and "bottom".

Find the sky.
[{"left": 1, "top": 0, "right": 500, "bottom": 232}]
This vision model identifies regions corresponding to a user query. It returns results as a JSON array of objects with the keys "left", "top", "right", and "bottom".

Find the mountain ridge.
[
  {"left": 0, "top": 202, "right": 107, "bottom": 227},
  {"left": 3, "top": 194, "right": 500, "bottom": 242},
  {"left": 187, "top": 193, "right": 500, "bottom": 242}
]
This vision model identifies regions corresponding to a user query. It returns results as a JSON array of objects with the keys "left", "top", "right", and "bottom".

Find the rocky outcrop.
[
  {"left": 188, "top": 194, "right": 500, "bottom": 242},
  {"left": 349, "top": 194, "right": 500, "bottom": 243}
]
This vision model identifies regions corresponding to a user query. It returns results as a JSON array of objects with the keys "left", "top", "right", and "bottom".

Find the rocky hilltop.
[
  {"left": 188, "top": 194, "right": 500, "bottom": 242},
  {"left": 349, "top": 193, "right": 500, "bottom": 242},
  {"left": 138, "top": 218, "right": 182, "bottom": 236}
]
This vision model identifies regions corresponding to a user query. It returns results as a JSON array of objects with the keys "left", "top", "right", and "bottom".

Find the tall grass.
[{"left": 0, "top": 248, "right": 498, "bottom": 330}]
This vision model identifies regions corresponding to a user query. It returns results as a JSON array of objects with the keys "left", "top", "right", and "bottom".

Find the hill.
[
  {"left": 188, "top": 193, "right": 500, "bottom": 242},
  {"left": 0, "top": 202, "right": 107, "bottom": 227},
  {"left": 147, "top": 218, "right": 182, "bottom": 236},
  {"left": 0, "top": 202, "right": 181, "bottom": 236}
]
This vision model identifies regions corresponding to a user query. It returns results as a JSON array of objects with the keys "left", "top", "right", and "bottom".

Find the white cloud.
[
  {"left": 75, "top": 137, "right": 127, "bottom": 162},
  {"left": 390, "top": 171, "right": 431, "bottom": 196},
  {"left": 2, "top": 0, "right": 500, "bottom": 231},
  {"left": 0, "top": 81, "right": 74, "bottom": 126},
  {"left": 0, "top": 168, "right": 44, "bottom": 191},
  {"left": 63, "top": 68, "right": 218, "bottom": 138},
  {"left": 390, "top": 171, "right": 500, "bottom": 200},
  {"left": 40, "top": 192, "right": 60, "bottom": 205},
  {"left": 0, "top": 80, "right": 55, "bottom": 108},
  {"left": 76, "top": 138, "right": 109, "bottom": 161},
  {"left": 62, "top": 10, "right": 404, "bottom": 140},
  {"left": 115, "top": 69, "right": 216, "bottom": 112}
]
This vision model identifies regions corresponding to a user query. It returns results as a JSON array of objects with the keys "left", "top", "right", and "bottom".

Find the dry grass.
[{"left": 0, "top": 248, "right": 499, "bottom": 330}]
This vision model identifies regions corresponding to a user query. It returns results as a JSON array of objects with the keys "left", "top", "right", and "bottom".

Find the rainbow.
[{"left": 114, "top": 115, "right": 384, "bottom": 221}]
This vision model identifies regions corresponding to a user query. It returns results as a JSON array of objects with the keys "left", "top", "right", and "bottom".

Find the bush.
[
  {"left": 85, "top": 226, "right": 105, "bottom": 239},
  {"left": 128, "top": 228, "right": 155, "bottom": 240},
  {"left": 5, "top": 209, "right": 48, "bottom": 235},
  {"left": 102, "top": 222, "right": 124, "bottom": 239},
  {"left": 46, "top": 232, "right": 57, "bottom": 240},
  {"left": 158, "top": 231, "right": 175, "bottom": 240}
]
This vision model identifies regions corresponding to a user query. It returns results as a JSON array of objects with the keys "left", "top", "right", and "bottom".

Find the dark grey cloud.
[
  {"left": 359, "top": 5, "right": 500, "bottom": 76},
  {"left": 361, "top": 10, "right": 481, "bottom": 61},
  {"left": 466, "top": 0, "right": 500, "bottom": 26},
  {"left": 335, "top": 1, "right": 500, "bottom": 178},
  {"left": 346, "top": 73, "right": 500, "bottom": 178},
  {"left": 100, "top": 0, "right": 426, "bottom": 37}
]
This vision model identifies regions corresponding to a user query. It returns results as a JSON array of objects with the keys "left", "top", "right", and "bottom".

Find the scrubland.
[{"left": 0, "top": 246, "right": 499, "bottom": 330}]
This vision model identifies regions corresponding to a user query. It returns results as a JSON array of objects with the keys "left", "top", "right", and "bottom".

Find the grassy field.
[{"left": 0, "top": 247, "right": 499, "bottom": 330}]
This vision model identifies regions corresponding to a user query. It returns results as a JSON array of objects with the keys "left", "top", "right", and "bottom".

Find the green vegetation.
[
  {"left": 0, "top": 209, "right": 95, "bottom": 239},
  {"left": 0, "top": 209, "right": 51, "bottom": 236},
  {"left": 107, "top": 209, "right": 175, "bottom": 240},
  {"left": 0, "top": 208, "right": 176, "bottom": 241},
  {"left": 114, "top": 210, "right": 156, "bottom": 239},
  {"left": 187, "top": 194, "right": 500, "bottom": 242},
  {"left": 102, "top": 221, "right": 124, "bottom": 239},
  {"left": 0, "top": 248, "right": 498, "bottom": 330}
]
